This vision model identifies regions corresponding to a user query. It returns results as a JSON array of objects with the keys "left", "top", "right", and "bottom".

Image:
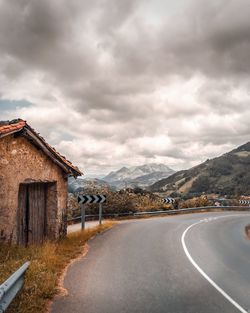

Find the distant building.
[{"left": 0, "top": 119, "right": 82, "bottom": 245}]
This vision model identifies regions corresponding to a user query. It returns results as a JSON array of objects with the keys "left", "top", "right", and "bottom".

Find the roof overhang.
[{"left": 0, "top": 119, "right": 83, "bottom": 177}]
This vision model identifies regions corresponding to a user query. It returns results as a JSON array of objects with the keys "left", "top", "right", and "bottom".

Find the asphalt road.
[{"left": 51, "top": 212, "right": 250, "bottom": 313}]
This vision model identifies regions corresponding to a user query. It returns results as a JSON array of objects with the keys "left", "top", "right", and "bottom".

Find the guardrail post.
[
  {"left": 99, "top": 203, "right": 103, "bottom": 225},
  {"left": 80, "top": 204, "right": 86, "bottom": 230}
]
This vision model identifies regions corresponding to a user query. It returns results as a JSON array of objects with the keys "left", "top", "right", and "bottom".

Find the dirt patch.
[{"left": 179, "top": 176, "right": 199, "bottom": 193}]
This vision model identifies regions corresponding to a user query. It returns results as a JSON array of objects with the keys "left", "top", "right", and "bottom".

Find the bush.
[
  {"left": 68, "top": 188, "right": 167, "bottom": 217},
  {"left": 180, "top": 196, "right": 212, "bottom": 208}
]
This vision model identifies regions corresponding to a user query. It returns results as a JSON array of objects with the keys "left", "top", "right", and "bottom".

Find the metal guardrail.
[
  {"left": 68, "top": 206, "right": 250, "bottom": 223},
  {"left": 67, "top": 212, "right": 134, "bottom": 222},
  {"left": 0, "top": 262, "right": 29, "bottom": 313},
  {"left": 134, "top": 206, "right": 250, "bottom": 215}
]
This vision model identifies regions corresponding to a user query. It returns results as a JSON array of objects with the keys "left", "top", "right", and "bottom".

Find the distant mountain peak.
[
  {"left": 103, "top": 163, "right": 175, "bottom": 189},
  {"left": 117, "top": 166, "right": 129, "bottom": 172}
]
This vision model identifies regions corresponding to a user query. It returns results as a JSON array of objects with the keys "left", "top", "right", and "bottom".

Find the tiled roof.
[
  {"left": 0, "top": 119, "right": 83, "bottom": 177},
  {"left": 0, "top": 119, "right": 26, "bottom": 136}
]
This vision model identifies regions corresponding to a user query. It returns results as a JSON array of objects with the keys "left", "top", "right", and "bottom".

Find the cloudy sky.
[{"left": 0, "top": 0, "right": 250, "bottom": 177}]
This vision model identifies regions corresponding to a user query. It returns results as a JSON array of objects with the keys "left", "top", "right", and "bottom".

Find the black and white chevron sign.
[
  {"left": 239, "top": 199, "right": 250, "bottom": 205},
  {"left": 164, "top": 197, "right": 175, "bottom": 204},
  {"left": 78, "top": 195, "right": 106, "bottom": 204}
]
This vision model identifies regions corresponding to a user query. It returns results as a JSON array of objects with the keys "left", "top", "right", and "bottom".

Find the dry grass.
[{"left": 0, "top": 222, "right": 115, "bottom": 313}]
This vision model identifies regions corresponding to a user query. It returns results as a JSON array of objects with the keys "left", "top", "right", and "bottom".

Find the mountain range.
[
  {"left": 68, "top": 141, "right": 250, "bottom": 196},
  {"left": 68, "top": 163, "right": 175, "bottom": 193},
  {"left": 149, "top": 142, "right": 250, "bottom": 197},
  {"left": 103, "top": 163, "right": 175, "bottom": 189}
]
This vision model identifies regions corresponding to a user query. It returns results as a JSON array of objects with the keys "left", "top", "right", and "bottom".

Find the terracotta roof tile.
[
  {"left": 0, "top": 119, "right": 26, "bottom": 135},
  {"left": 0, "top": 119, "right": 82, "bottom": 176}
]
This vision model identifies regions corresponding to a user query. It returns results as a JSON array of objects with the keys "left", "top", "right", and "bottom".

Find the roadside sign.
[
  {"left": 78, "top": 194, "right": 106, "bottom": 204},
  {"left": 164, "top": 197, "right": 175, "bottom": 204},
  {"left": 239, "top": 199, "right": 250, "bottom": 205},
  {"left": 77, "top": 195, "right": 107, "bottom": 229}
]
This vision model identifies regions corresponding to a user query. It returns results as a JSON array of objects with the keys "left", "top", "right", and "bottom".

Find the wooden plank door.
[
  {"left": 28, "top": 183, "right": 47, "bottom": 245},
  {"left": 17, "top": 184, "right": 28, "bottom": 245}
]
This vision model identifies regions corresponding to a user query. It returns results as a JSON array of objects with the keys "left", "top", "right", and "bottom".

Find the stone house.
[{"left": 0, "top": 119, "right": 82, "bottom": 245}]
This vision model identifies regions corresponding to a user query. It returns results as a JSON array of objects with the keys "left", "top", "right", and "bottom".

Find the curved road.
[{"left": 52, "top": 212, "right": 250, "bottom": 313}]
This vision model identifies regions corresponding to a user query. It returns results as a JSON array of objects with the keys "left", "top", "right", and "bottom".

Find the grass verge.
[{"left": 0, "top": 221, "right": 115, "bottom": 313}]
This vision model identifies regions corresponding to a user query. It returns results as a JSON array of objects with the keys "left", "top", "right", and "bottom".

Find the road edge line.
[{"left": 181, "top": 215, "right": 248, "bottom": 313}]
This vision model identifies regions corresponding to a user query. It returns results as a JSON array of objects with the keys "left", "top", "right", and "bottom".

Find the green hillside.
[{"left": 149, "top": 142, "right": 250, "bottom": 197}]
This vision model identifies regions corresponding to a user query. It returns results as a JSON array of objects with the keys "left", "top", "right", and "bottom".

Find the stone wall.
[{"left": 0, "top": 134, "right": 68, "bottom": 244}]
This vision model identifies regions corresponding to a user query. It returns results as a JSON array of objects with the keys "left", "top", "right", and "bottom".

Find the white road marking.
[{"left": 181, "top": 214, "right": 248, "bottom": 313}]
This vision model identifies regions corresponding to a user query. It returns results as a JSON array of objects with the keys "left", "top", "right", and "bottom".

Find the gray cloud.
[{"left": 0, "top": 0, "right": 250, "bottom": 175}]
